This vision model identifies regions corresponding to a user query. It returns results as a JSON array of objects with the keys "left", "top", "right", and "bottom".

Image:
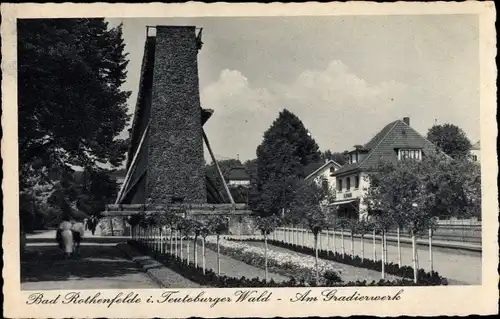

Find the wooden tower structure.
[{"left": 102, "top": 26, "right": 252, "bottom": 233}]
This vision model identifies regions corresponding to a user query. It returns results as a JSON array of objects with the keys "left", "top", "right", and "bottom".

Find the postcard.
[{"left": 2, "top": 1, "right": 498, "bottom": 318}]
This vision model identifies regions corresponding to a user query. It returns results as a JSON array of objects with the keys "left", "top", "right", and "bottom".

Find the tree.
[
  {"left": 346, "top": 218, "right": 361, "bottom": 257},
  {"left": 18, "top": 19, "right": 131, "bottom": 229},
  {"left": 199, "top": 219, "right": 212, "bottom": 274},
  {"left": 75, "top": 168, "right": 119, "bottom": 218},
  {"left": 427, "top": 124, "right": 472, "bottom": 159},
  {"left": 255, "top": 214, "right": 282, "bottom": 282},
  {"left": 290, "top": 180, "right": 329, "bottom": 283},
  {"left": 362, "top": 153, "right": 471, "bottom": 282},
  {"left": 357, "top": 219, "right": 372, "bottom": 261},
  {"left": 209, "top": 216, "right": 230, "bottom": 275},
  {"left": 251, "top": 109, "right": 321, "bottom": 217},
  {"left": 335, "top": 217, "right": 349, "bottom": 258},
  {"left": 190, "top": 218, "right": 205, "bottom": 267}
]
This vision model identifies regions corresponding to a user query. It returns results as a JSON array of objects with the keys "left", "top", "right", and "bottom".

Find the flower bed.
[
  {"left": 129, "top": 240, "right": 296, "bottom": 287},
  {"left": 225, "top": 237, "right": 448, "bottom": 286},
  {"left": 204, "top": 237, "right": 343, "bottom": 285},
  {"left": 129, "top": 240, "right": 420, "bottom": 287}
]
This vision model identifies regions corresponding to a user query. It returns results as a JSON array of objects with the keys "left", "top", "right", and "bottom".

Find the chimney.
[{"left": 403, "top": 117, "right": 410, "bottom": 126}]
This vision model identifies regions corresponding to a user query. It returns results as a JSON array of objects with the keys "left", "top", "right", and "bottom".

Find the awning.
[{"left": 328, "top": 199, "right": 358, "bottom": 206}]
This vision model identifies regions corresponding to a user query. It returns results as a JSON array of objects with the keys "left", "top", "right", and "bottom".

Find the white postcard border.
[{"left": 2, "top": 2, "right": 498, "bottom": 318}]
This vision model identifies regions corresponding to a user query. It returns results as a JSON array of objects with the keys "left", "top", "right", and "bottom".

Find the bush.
[{"left": 226, "top": 237, "right": 448, "bottom": 286}]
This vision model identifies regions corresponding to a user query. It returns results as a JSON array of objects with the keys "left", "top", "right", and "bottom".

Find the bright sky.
[{"left": 107, "top": 15, "right": 479, "bottom": 163}]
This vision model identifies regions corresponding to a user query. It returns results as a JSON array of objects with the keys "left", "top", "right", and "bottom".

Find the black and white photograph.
[{"left": 2, "top": 2, "right": 498, "bottom": 318}]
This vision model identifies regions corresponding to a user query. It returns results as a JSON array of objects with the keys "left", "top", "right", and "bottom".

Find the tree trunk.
[
  {"left": 186, "top": 236, "right": 190, "bottom": 265},
  {"left": 314, "top": 234, "right": 319, "bottom": 283},
  {"left": 341, "top": 228, "right": 345, "bottom": 258},
  {"left": 264, "top": 233, "right": 268, "bottom": 282},
  {"left": 350, "top": 231, "right": 354, "bottom": 256},
  {"left": 381, "top": 230, "right": 385, "bottom": 279},
  {"left": 412, "top": 231, "right": 418, "bottom": 283},
  {"left": 170, "top": 228, "right": 174, "bottom": 255},
  {"left": 319, "top": 231, "right": 323, "bottom": 251},
  {"left": 202, "top": 237, "right": 206, "bottom": 274},
  {"left": 180, "top": 234, "right": 184, "bottom": 261},
  {"left": 175, "top": 230, "right": 178, "bottom": 258},
  {"left": 217, "top": 234, "right": 221, "bottom": 275},
  {"left": 160, "top": 227, "right": 164, "bottom": 254},
  {"left": 194, "top": 235, "right": 198, "bottom": 267},
  {"left": 361, "top": 234, "right": 364, "bottom": 261},
  {"left": 429, "top": 228, "right": 433, "bottom": 273},
  {"left": 327, "top": 230, "right": 330, "bottom": 255},
  {"left": 333, "top": 228, "right": 336, "bottom": 254},
  {"left": 295, "top": 226, "right": 299, "bottom": 246},
  {"left": 383, "top": 232, "right": 388, "bottom": 264},
  {"left": 397, "top": 227, "right": 402, "bottom": 267}
]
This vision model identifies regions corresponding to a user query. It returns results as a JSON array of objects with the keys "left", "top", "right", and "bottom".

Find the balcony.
[{"left": 335, "top": 188, "right": 364, "bottom": 201}]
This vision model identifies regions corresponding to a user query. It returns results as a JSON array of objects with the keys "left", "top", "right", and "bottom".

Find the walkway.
[{"left": 21, "top": 230, "right": 160, "bottom": 290}]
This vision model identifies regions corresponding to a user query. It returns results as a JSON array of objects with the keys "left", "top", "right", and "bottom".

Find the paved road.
[
  {"left": 270, "top": 229, "right": 481, "bottom": 285},
  {"left": 21, "top": 231, "right": 159, "bottom": 290}
]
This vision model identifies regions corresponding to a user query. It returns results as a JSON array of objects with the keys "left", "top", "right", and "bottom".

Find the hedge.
[{"left": 225, "top": 237, "right": 448, "bottom": 286}]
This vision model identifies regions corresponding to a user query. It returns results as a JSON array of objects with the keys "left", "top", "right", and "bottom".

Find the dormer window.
[
  {"left": 398, "top": 149, "right": 422, "bottom": 160},
  {"left": 349, "top": 152, "right": 359, "bottom": 164},
  {"left": 329, "top": 167, "right": 336, "bottom": 174}
]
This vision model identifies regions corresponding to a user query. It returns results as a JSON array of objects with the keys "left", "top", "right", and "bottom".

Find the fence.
[{"left": 272, "top": 221, "right": 481, "bottom": 245}]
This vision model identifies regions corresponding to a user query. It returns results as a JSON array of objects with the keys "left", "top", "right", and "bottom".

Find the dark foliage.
[{"left": 250, "top": 109, "right": 321, "bottom": 216}]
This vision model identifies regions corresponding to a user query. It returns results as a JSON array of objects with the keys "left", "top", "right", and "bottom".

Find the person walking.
[
  {"left": 71, "top": 219, "right": 85, "bottom": 256},
  {"left": 89, "top": 216, "right": 98, "bottom": 236},
  {"left": 58, "top": 217, "right": 74, "bottom": 258}
]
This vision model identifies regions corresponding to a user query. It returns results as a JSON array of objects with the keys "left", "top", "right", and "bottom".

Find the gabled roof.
[
  {"left": 227, "top": 166, "right": 250, "bottom": 181},
  {"left": 304, "top": 160, "right": 342, "bottom": 181},
  {"left": 333, "top": 119, "right": 441, "bottom": 175}
]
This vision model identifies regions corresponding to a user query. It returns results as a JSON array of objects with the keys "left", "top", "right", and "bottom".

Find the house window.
[
  {"left": 322, "top": 179, "right": 329, "bottom": 191},
  {"left": 472, "top": 155, "right": 478, "bottom": 161},
  {"left": 398, "top": 149, "right": 422, "bottom": 160},
  {"left": 350, "top": 153, "right": 358, "bottom": 164},
  {"left": 338, "top": 179, "right": 343, "bottom": 191},
  {"left": 329, "top": 167, "right": 335, "bottom": 175},
  {"left": 346, "top": 177, "right": 351, "bottom": 190},
  {"left": 355, "top": 175, "right": 360, "bottom": 189}
]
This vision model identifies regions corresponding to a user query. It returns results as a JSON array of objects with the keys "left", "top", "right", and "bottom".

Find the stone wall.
[{"left": 147, "top": 26, "right": 206, "bottom": 205}]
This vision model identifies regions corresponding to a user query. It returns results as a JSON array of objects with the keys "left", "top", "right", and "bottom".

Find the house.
[
  {"left": 304, "top": 159, "right": 342, "bottom": 193},
  {"left": 470, "top": 141, "right": 480, "bottom": 163},
  {"left": 330, "top": 117, "right": 441, "bottom": 220},
  {"left": 226, "top": 166, "right": 250, "bottom": 187}
]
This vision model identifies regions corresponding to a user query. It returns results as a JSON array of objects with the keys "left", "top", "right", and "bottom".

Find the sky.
[{"left": 107, "top": 15, "right": 480, "bottom": 163}]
